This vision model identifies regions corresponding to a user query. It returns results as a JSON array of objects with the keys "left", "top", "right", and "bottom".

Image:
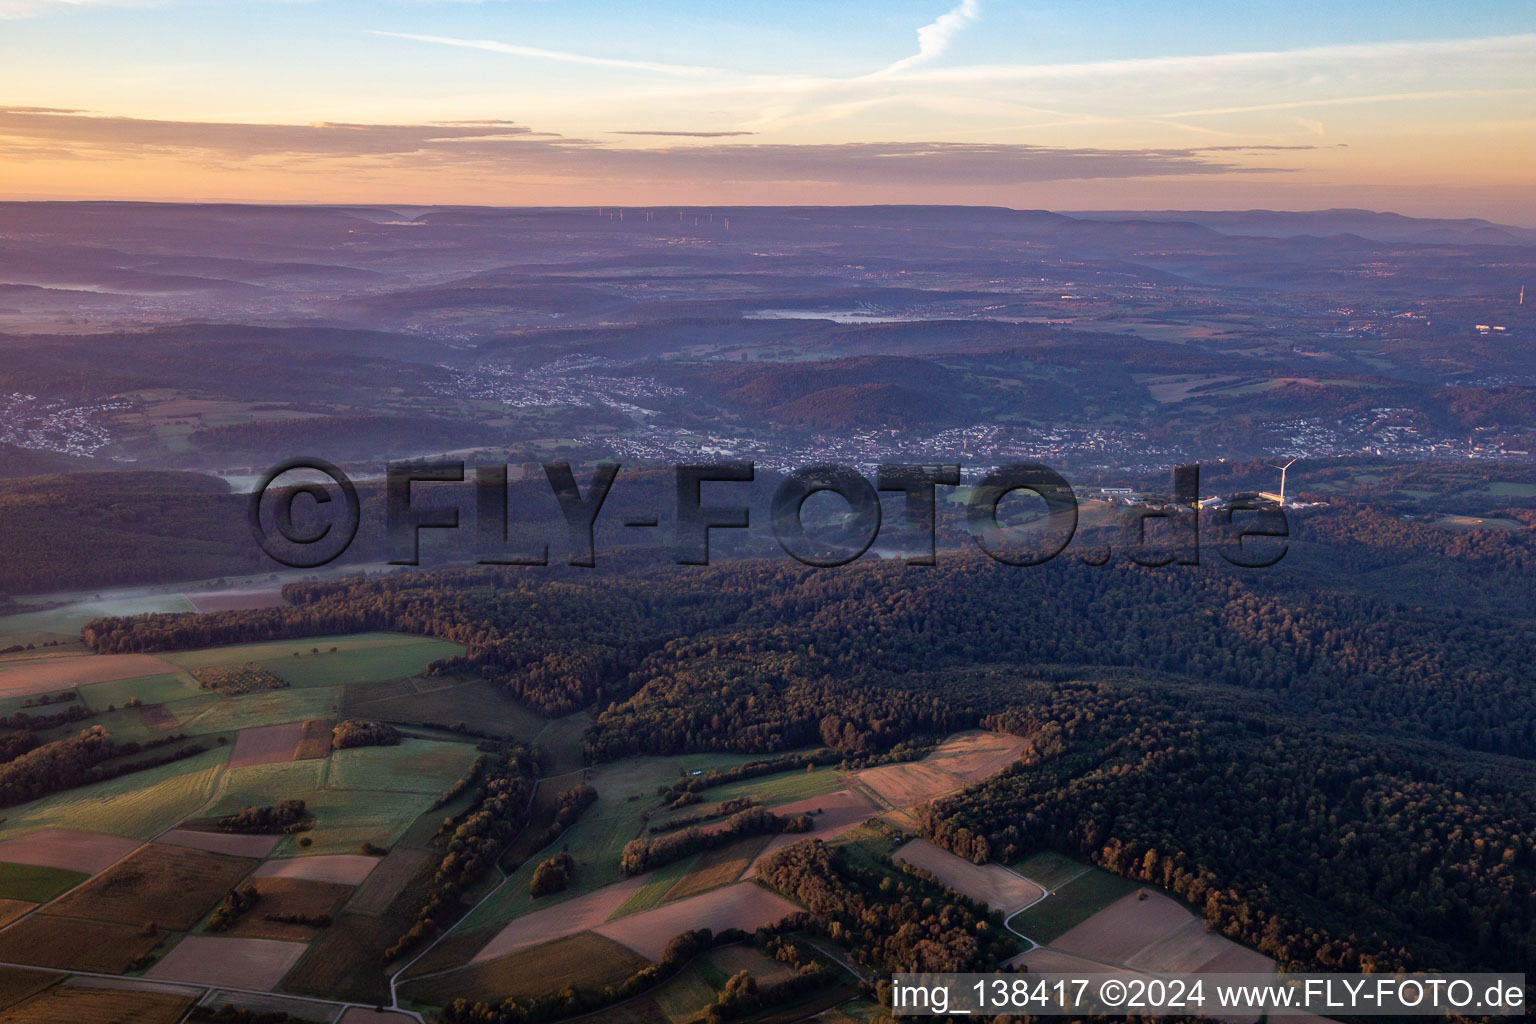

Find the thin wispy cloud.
[{"left": 370, "top": 31, "right": 719, "bottom": 76}]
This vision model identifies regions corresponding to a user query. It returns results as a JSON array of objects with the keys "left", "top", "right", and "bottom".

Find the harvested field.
[
  {"left": 854, "top": 761, "right": 961, "bottom": 810},
  {"left": 474, "top": 873, "right": 649, "bottom": 961},
  {"left": 176, "top": 686, "right": 341, "bottom": 735},
  {"left": 138, "top": 704, "right": 178, "bottom": 731},
  {"left": 0, "top": 861, "right": 88, "bottom": 902},
  {"left": 228, "top": 722, "right": 304, "bottom": 768},
  {"left": 1053, "top": 890, "right": 1197, "bottom": 965},
  {"left": 294, "top": 717, "right": 335, "bottom": 759},
  {"left": 186, "top": 589, "right": 286, "bottom": 613},
  {"left": 1018, "top": 946, "right": 1138, "bottom": 976},
  {"left": 407, "top": 930, "right": 651, "bottom": 1007},
  {"left": 0, "top": 913, "right": 160, "bottom": 972},
  {"left": 146, "top": 934, "right": 307, "bottom": 990},
  {"left": 664, "top": 835, "right": 770, "bottom": 903},
  {"left": 0, "top": 964, "right": 59, "bottom": 1011},
  {"left": 46, "top": 843, "right": 259, "bottom": 931},
  {"left": 2, "top": 983, "right": 194, "bottom": 1023},
  {"left": 923, "top": 730, "right": 1029, "bottom": 782},
  {"left": 595, "top": 882, "right": 798, "bottom": 961},
  {"left": 346, "top": 847, "right": 433, "bottom": 916},
  {"left": 0, "top": 828, "right": 140, "bottom": 873},
  {"left": 156, "top": 829, "right": 282, "bottom": 858},
  {"left": 0, "top": 898, "right": 36, "bottom": 927},
  {"left": 892, "top": 838, "right": 1043, "bottom": 913},
  {"left": 255, "top": 854, "right": 379, "bottom": 885},
  {"left": 0, "top": 653, "right": 179, "bottom": 696},
  {"left": 224, "top": 877, "right": 354, "bottom": 941},
  {"left": 281, "top": 911, "right": 394, "bottom": 1004},
  {"left": 1127, "top": 916, "right": 1273, "bottom": 974}
]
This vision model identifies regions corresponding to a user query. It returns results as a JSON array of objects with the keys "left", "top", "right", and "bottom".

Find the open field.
[
  {"left": 0, "top": 828, "right": 141, "bottom": 873},
  {"left": 472, "top": 874, "right": 649, "bottom": 961},
  {"left": 201, "top": 989, "right": 343, "bottom": 1022},
  {"left": 0, "top": 913, "right": 162, "bottom": 972},
  {"left": 294, "top": 717, "right": 335, "bottom": 759},
  {"left": 175, "top": 686, "right": 342, "bottom": 735},
  {"left": 405, "top": 930, "right": 651, "bottom": 1007},
  {"left": 0, "top": 747, "right": 228, "bottom": 843},
  {"left": 0, "top": 861, "right": 89, "bottom": 902},
  {"left": 340, "top": 1009, "right": 420, "bottom": 1024},
  {"left": 346, "top": 846, "right": 434, "bottom": 916},
  {"left": 532, "top": 711, "right": 592, "bottom": 774},
  {"left": 0, "top": 653, "right": 180, "bottom": 697},
  {"left": 157, "top": 828, "right": 282, "bottom": 857},
  {"left": 206, "top": 758, "right": 327, "bottom": 817},
  {"left": 326, "top": 738, "right": 480, "bottom": 795},
  {"left": 47, "top": 843, "right": 259, "bottom": 930},
  {"left": 501, "top": 768, "right": 584, "bottom": 867},
  {"left": 0, "top": 595, "right": 193, "bottom": 646},
  {"left": 255, "top": 854, "right": 379, "bottom": 885},
  {"left": 146, "top": 934, "right": 308, "bottom": 990},
  {"left": 595, "top": 883, "right": 798, "bottom": 961},
  {"left": 707, "top": 943, "right": 797, "bottom": 984},
  {"left": 703, "top": 766, "right": 847, "bottom": 808},
  {"left": 892, "top": 838, "right": 1043, "bottom": 913},
  {"left": 276, "top": 779, "right": 441, "bottom": 857},
  {"left": 610, "top": 855, "right": 700, "bottom": 919},
  {"left": 342, "top": 676, "right": 548, "bottom": 739},
  {"left": 281, "top": 911, "right": 396, "bottom": 1004},
  {"left": 1007, "top": 860, "right": 1140, "bottom": 943},
  {"left": 1013, "top": 850, "right": 1092, "bottom": 891},
  {"left": 651, "top": 962, "right": 718, "bottom": 1024},
  {"left": 922, "top": 730, "right": 1029, "bottom": 782},
  {"left": 1, "top": 982, "right": 195, "bottom": 1024},
  {"left": 159, "top": 633, "right": 444, "bottom": 671},
  {"left": 224, "top": 877, "right": 354, "bottom": 941},
  {"left": 663, "top": 835, "right": 771, "bottom": 903},
  {"left": 0, "top": 965, "right": 60, "bottom": 1012},
  {"left": 757, "top": 789, "right": 877, "bottom": 855},
  {"left": 261, "top": 639, "right": 465, "bottom": 689},
  {"left": 854, "top": 762, "right": 960, "bottom": 809},
  {"left": 0, "top": 898, "right": 36, "bottom": 927},
  {"left": 228, "top": 721, "right": 304, "bottom": 768},
  {"left": 1055, "top": 890, "right": 1274, "bottom": 975},
  {"left": 77, "top": 671, "right": 201, "bottom": 711}
]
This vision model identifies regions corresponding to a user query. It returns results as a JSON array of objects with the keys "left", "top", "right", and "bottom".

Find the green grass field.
[
  {"left": 206, "top": 746, "right": 476, "bottom": 857},
  {"left": 0, "top": 745, "right": 229, "bottom": 842},
  {"left": 259, "top": 639, "right": 465, "bottom": 688},
  {"left": 1013, "top": 850, "right": 1092, "bottom": 891},
  {"left": 342, "top": 677, "right": 548, "bottom": 739},
  {"left": 0, "top": 861, "right": 89, "bottom": 902},
  {"left": 174, "top": 686, "right": 341, "bottom": 734},
  {"left": 702, "top": 766, "right": 846, "bottom": 808},
  {"left": 651, "top": 962, "right": 718, "bottom": 1024},
  {"left": 77, "top": 671, "right": 202, "bottom": 712},
  {"left": 0, "top": 594, "right": 194, "bottom": 646},
  {"left": 327, "top": 739, "right": 480, "bottom": 795},
  {"left": 608, "top": 854, "right": 701, "bottom": 920},
  {"left": 1007, "top": 857, "right": 1140, "bottom": 943},
  {"left": 160, "top": 633, "right": 458, "bottom": 672}
]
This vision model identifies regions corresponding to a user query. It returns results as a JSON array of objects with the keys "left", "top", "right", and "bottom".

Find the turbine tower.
[{"left": 1272, "top": 458, "right": 1299, "bottom": 506}]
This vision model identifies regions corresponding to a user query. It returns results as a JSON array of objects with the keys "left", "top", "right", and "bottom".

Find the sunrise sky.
[{"left": 1, "top": 0, "right": 1533, "bottom": 220}]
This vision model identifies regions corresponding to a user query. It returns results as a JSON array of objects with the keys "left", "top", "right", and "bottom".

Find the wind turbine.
[{"left": 1271, "top": 458, "right": 1299, "bottom": 505}]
